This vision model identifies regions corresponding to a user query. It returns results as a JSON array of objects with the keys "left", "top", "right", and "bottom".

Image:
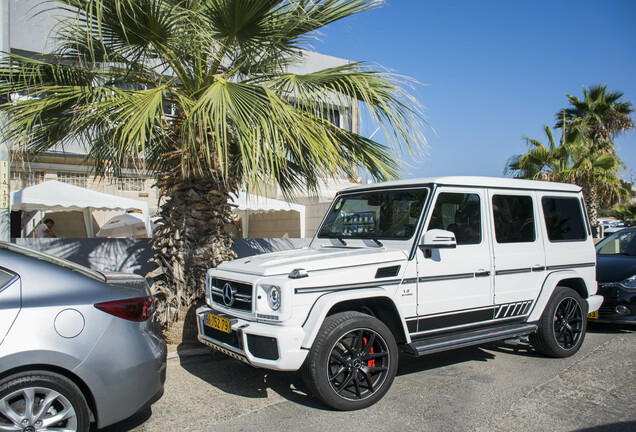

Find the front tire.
[
  {"left": 0, "top": 371, "right": 90, "bottom": 432},
  {"left": 530, "top": 286, "right": 587, "bottom": 357},
  {"left": 302, "top": 312, "right": 398, "bottom": 410}
]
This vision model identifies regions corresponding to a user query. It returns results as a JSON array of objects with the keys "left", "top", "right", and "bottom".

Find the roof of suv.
[{"left": 341, "top": 176, "right": 582, "bottom": 193}]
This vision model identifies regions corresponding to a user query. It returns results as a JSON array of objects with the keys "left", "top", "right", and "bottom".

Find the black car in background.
[{"left": 593, "top": 227, "right": 636, "bottom": 324}]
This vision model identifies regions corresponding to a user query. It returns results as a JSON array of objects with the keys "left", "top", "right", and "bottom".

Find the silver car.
[{"left": 0, "top": 241, "right": 166, "bottom": 431}]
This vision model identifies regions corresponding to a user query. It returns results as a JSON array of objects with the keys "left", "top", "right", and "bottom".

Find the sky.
[{"left": 310, "top": 0, "right": 636, "bottom": 183}]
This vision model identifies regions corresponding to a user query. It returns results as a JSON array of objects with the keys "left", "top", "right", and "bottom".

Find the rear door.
[{"left": 488, "top": 190, "right": 545, "bottom": 319}]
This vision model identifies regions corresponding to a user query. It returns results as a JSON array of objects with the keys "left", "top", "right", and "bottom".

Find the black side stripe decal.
[
  {"left": 495, "top": 268, "right": 532, "bottom": 276},
  {"left": 419, "top": 273, "right": 475, "bottom": 283},
  {"left": 546, "top": 262, "right": 596, "bottom": 271},
  {"left": 407, "top": 300, "right": 534, "bottom": 334},
  {"left": 295, "top": 279, "right": 402, "bottom": 294}
]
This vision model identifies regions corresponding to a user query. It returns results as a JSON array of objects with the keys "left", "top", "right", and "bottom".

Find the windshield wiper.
[
  {"left": 320, "top": 232, "right": 348, "bottom": 246},
  {"left": 356, "top": 233, "right": 384, "bottom": 247}
]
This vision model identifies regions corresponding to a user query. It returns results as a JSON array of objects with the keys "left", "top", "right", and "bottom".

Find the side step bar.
[{"left": 405, "top": 322, "right": 539, "bottom": 356}]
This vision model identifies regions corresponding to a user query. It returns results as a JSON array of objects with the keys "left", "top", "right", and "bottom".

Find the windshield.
[
  {"left": 318, "top": 189, "right": 428, "bottom": 240},
  {"left": 596, "top": 229, "right": 636, "bottom": 256}
]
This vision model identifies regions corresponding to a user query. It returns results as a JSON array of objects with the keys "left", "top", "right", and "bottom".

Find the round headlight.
[{"left": 267, "top": 286, "right": 281, "bottom": 311}]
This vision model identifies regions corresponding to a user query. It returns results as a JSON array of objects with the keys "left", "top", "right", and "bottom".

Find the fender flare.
[
  {"left": 526, "top": 270, "right": 588, "bottom": 322},
  {"left": 300, "top": 287, "right": 409, "bottom": 348}
]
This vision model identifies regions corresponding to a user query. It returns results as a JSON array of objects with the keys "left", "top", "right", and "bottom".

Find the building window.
[
  {"left": 57, "top": 171, "right": 88, "bottom": 188},
  {"left": 11, "top": 170, "right": 45, "bottom": 188},
  {"left": 116, "top": 176, "right": 145, "bottom": 192}
]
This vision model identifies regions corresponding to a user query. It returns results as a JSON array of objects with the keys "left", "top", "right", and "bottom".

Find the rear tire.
[
  {"left": 530, "top": 286, "right": 587, "bottom": 357},
  {"left": 0, "top": 371, "right": 90, "bottom": 432},
  {"left": 302, "top": 311, "right": 398, "bottom": 410}
]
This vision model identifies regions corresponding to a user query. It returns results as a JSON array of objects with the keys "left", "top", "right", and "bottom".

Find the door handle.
[
  {"left": 532, "top": 265, "right": 546, "bottom": 272},
  {"left": 475, "top": 270, "right": 491, "bottom": 278}
]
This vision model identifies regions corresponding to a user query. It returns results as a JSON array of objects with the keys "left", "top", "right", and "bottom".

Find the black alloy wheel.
[
  {"left": 552, "top": 296, "right": 584, "bottom": 350},
  {"left": 531, "top": 286, "right": 587, "bottom": 357},
  {"left": 302, "top": 311, "right": 398, "bottom": 410},
  {"left": 327, "top": 327, "right": 391, "bottom": 401}
]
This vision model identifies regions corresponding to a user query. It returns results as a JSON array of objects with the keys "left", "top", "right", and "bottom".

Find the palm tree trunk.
[
  {"left": 148, "top": 173, "right": 238, "bottom": 327},
  {"left": 584, "top": 185, "right": 600, "bottom": 237}
]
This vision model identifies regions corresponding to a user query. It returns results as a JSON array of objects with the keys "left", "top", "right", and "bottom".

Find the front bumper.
[
  {"left": 590, "top": 284, "right": 636, "bottom": 325},
  {"left": 196, "top": 305, "right": 308, "bottom": 371}
]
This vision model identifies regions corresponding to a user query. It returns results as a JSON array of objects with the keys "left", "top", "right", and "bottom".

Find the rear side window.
[
  {"left": 492, "top": 195, "right": 536, "bottom": 243},
  {"left": 542, "top": 197, "right": 587, "bottom": 241},
  {"left": 0, "top": 268, "right": 17, "bottom": 293},
  {"left": 428, "top": 192, "right": 482, "bottom": 245}
]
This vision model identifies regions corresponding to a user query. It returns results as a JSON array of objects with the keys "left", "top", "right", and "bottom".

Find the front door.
[{"left": 414, "top": 188, "right": 494, "bottom": 334}]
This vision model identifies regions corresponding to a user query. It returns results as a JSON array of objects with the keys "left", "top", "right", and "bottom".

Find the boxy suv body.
[{"left": 197, "top": 176, "right": 602, "bottom": 409}]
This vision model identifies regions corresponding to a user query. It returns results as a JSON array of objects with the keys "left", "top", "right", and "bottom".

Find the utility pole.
[{"left": 0, "top": 0, "right": 10, "bottom": 241}]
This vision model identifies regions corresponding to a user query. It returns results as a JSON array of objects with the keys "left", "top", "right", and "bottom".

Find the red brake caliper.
[{"left": 363, "top": 337, "right": 375, "bottom": 369}]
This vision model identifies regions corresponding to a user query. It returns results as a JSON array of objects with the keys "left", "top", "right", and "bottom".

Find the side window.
[
  {"left": 0, "top": 268, "right": 17, "bottom": 293},
  {"left": 542, "top": 197, "right": 587, "bottom": 241},
  {"left": 492, "top": 195, "right": 536, "bottom": 243},
  {"left": 428, "top": 192, "right": 481, "bottom": 245}
]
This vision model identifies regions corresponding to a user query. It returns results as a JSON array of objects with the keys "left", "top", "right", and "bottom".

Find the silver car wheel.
[{"left": 0, "top": 386, "right": 78, "bottom": 431}]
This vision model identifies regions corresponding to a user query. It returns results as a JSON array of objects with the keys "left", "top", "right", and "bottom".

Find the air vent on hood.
[{"left": 375, "top": 265, "right": 401, "bottom": 279}]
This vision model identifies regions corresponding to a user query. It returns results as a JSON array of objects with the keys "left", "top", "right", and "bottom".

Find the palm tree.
[
  {"left": 555, "top": 84, "right": 635, "bottom": 155},
  {"left": 560, "top": 137, "right": 624, "bottom": 229},
  {"left": 504, "top": 125, "right": 568, "bottom": 181},
  {"left": 612, "top": 202, "right": 636, "bottom": 223},
  {"left": 0, "top": 0, "right": 427, "bottom": 325},
  {"left": 506, "top": 124, "right": 624, "bottom": 232}
]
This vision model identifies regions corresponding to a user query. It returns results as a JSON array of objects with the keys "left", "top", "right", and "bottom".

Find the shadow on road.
[
  {"left": 587, "top": 321, "right": 636, "bottom": 334},
  {"left": 92, "top": 407, "right": 153, "bottom": 432},
  {"left": 577, "top": 421, "right": 636, "bottom": 432},
  {"left": 174, "top": 343, "right": 502, "bottom": 410}
]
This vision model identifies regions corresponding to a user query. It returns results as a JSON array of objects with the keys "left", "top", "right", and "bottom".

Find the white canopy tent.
[
  {"left": 231, "top": 193, "right": 306, "bottom": 238},
  {"left": 11, "top": 181, "right": 152, "bottom": 238}
]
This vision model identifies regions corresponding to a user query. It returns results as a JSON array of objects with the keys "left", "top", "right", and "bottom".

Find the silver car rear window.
[{"left": 0, "top": 268, "right": 17, "bottom": 292}]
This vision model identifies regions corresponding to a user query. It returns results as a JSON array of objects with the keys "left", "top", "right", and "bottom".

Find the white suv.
[{"left": 197, "top": 176, "right": 602, "bottom": 410}]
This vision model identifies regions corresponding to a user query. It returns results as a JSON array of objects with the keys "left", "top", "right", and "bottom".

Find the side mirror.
[{"left": 420, "top": 229, "right": 457, "bottom": 249}]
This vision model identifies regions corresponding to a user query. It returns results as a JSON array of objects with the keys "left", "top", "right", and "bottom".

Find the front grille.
[
  {"left": 203, "top": 325, "right": 241, "bottom": 349},
  {"left": 246, "top": 334, "right": 279, "bottom": 360},
  {"left": 599, "top": 300, "right": 618, "bottom": 316},
  {"left": 211, "top": 278, "right": 253, "bottom": 312}
]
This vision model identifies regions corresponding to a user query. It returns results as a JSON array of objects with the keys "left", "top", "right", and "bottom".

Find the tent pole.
[
  {"left": 241, "top": 210, "right": 249, "bottom": 238},
  {"left": 299, "top": 208, "right": 306, "bottom": 238},
  {"left": 84, "top": 208, "right": 95, "bottom": 238}
]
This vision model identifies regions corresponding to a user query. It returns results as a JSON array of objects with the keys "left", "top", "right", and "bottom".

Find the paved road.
[{"left": 101, "top": 323, "right": 636, "bottom": 432}]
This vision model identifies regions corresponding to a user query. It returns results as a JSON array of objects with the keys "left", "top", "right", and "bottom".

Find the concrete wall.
[
  {"left": 305, "top": 202, "right": 332, "bottom": 237},
  {"left": 12, "top": 237, "right": 312, "bottom": 279},
  {"left": 248, "top": 212, "right": 301, "bottom": 238}
]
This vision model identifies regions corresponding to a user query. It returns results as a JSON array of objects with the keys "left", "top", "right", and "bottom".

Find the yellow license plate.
[
  {"left": 205, "top": 313, "right": 231, "bottom": 333},
  {"left": 587, "top": 311, "right": 598, "bottom": 319}
]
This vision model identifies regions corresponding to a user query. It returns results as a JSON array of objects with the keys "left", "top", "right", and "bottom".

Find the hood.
[
  {"left": 596, "top": 254, "right": 636, "bottom": 283},
  {"left": 217, "top": 246, "right": 408, "bottom": 277}
]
